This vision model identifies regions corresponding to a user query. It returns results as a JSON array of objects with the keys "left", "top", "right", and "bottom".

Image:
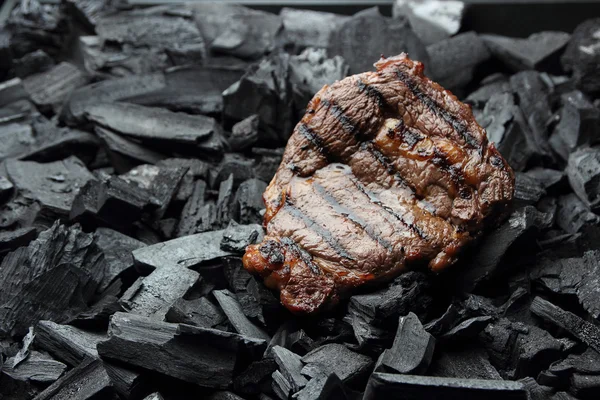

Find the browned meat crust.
[{"left": 243, "top": 54, "right": 515, "bottom": 315}]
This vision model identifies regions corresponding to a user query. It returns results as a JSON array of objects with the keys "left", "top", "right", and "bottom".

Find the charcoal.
[
  {"left": 0, "top": 222, "right": 105, "bottom": 337},
  {"left": 481, "top": 32, "right": 570, "bottom": 72},
  {"left": 550, "top": 91, "right": 600, "bottom": 160},
  {"left": 120, "top": 264, "right": 199, "bottom": 320},
  {"left": 143, "top": 393, "right": 164, "bottom": 400},
  {"left": 440, "top": 316, "right": 493, "bottom": 343},
  {"left": 525, "top": 168, "right": 565, "bottom": 192},
  {"left": 465, "top": 75, "right": 510, "bottom": 108},
  {"left": 133, "top": 227, "right": 235, "bottom": 273},
  {"left": 102, "top": 362, "right": 147, "bottom": 400},
  {"left": 34, "top": 357, "right": 117, "bottom": 400},
  {"left": 288, "top": 48, "right": 348, "bottom": 114},
  {"left": 460, "top": 206, "right": 545, "bottom": 292},
  {"left": 211, "top": 154, "right": 256, "bottom": 189},
  {"left": 215, "top": 174, "right": 235, "bottom": 228},
  {"left": 0, "top": 122, "right": 36, "bottom": 161},
  {"left": 292, "top": 373, "right": 350, "bottom": 400},
  {"left": 519, "top": 377, "right": 556, "bottom": 400},
  {"left": 35, "top": 320, "right": 106, "bottom": 366},
  {"left": 0, "top": 192, "right": 41, "bottom": 231},
  {"left": 213, "top": 289, "right": 269, "bottom": 341},
  {"left": 95, "top": 126, "right": 165, "bottom": 166},
  {"left": 430, "top": 348, "right": 502, "bottom": 380},
  {"left": 393, "top": 0, "right": 465, "bottom": 45},
  {"left": 427, "top": 32, "right": 490, "bottom": 90},
  {"left": 272, "top": 369, "right": 293, "bottom": 400},
  {"left": 148, "top": 166, "right": 188, "bottom": 220},
  {"left": 65, "top": 0, "right": 119, "bottom": 30},
  {"left": 561, "top": 18, "right": 600, "bottom": 94},
  {"left": 556, "top": 193, "right": 599, "bottom": 234},
  {"left": 571, "top": 373, "right": 600, "bottom": 399},
  {"left": 329, "top": 9, "right": 429, "bottom": 75},
  {"left": 301, "top": 343, "right": 372, "bottom": 383},
  {"left": 267, "top": 321, "right": 316, "bottom": 357},
  {"left": 567, "top": 146, "right": 600, "bottom": 211},
  {"left": 94, "top": 228, "right": 145, "bottom": 293},
  {"left": 158, "top": 158, "right": 210, "bottom": 182},
  {"left": 278, "top": 8, "right": 349, "bottom": 52},
  {"left": 272, "top": 345, "right": 307, "bottom": 392},
  {"left": 84, "top": 102, "right": 226, "bottom": 155},
  {"left": 345, "top": 310, "right": 389, "bottom": 351},
  {"left": 530, "top": 296, "right": 600, "bottom": 353},
  {"left": 515, "top": 324, "right": 564, "bottom": 379},
  {"left": 0, "top": 227, "right": 36, "bottom": 254},
  {"left": 176, "top": 180, "right": 207, "bottom": 237},
  {"left": 70, "top": 174, "right": 152, "bottom": 231},
  {"left": 97, "top": 312, "right": 267, "bottom": 387},
  {"left": 229, "top": 114, "right": 259, "bottom": 152},
  {"left": 13, "top": 49, "right": 54, "bottom": 78},
  {"left": 253, "top": 151, "right": 282, "bottom": 183},
  {"left": 0, "top": 77, "right": 29, "bottom": 108},
  {"left": 479, "top": 319, "right": 526, "bottom": 375},
  {"left": 514, "top": 172, "right": 546, "bottom": 206},
  {"left": 22, "top": 62, "right": 88, "bottom": 113},
  {"left": 424, "top": 304, "right": 461, "bottom": 337},
  {"left": 375, "top": 312, "right": 435, "bottom": 375},
  {"left": 0, "top": 175, "right": 14, "bottom": 200},
  {"left": 223, "top": 53, "right": 293, "bottom": 144},
  {"left": 531, "top": 251, "right": 600, "bottom": 319},
  {"left": 234, "top": 358, "right": 277, "bottom": 395},
  {"left": 221, "top": 222, "right": 263, "bottom": 253},
  {"left": 191, "top": 3, "right": 281, "bottom": 60},
  {"left": 364, "top": 373, "right": 527, "bottom": 400},
  {"left": 130, "top": 66, "right": 244, "bottom": 116},
  {"left": 165, "top": 297, "right": 227, "bottom": 329},
  {"left": 2, "top": 350, "right": 66, "bottom": 383},
  {"left": 61, "top": 73, "right": 166, "bottom": 125}
]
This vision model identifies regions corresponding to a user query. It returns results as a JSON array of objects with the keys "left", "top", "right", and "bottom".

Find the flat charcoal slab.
[{"left": 35, "top": 320, "right": 107, "bottom": 366}]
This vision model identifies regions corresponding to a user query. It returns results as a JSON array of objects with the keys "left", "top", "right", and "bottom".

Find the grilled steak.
[{"left": 243, "top": 54, "right": 515, "bottom": 314}]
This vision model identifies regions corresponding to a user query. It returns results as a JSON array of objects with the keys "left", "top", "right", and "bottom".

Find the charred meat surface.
[{"left": 244, "top": 54, "right": 515, "bottom": 314}]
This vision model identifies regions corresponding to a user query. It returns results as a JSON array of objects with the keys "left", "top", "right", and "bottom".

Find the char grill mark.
[
  {"left": 280, "top": 237, "right": 321, "bottom": 275},
  {"left": 357, "top": 79, "right": 386, "bottom": 109},
  {"left": 298, "top": 123, "right": 328, "bottom": 157}
]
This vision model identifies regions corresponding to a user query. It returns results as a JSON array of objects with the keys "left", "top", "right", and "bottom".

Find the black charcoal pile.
[{"left": 1, "top": 1, "right": 600, "bottom": 399}]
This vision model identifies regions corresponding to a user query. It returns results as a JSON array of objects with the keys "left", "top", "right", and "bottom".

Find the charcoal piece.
[
  {"left": 530, "top": 297, "right": 600, "bottom": 353},
  {"left": 216, "top": 174, "right": 235, "bottom": 228},
  {"left": 35, "top": 320, "right": 106, "bottom": 366},
  {"left": 97, "top": 312, "right": 267, "bottom": 388},
  {"left": 211, "top": 154, "right": 256, "bottom": 189},
  {"left": 0, "top": 77, "right": 29, "bottom": 107},
  {"left": 0, "top": 193, "right": 41, "bottom": 231},
  {"left": 2, "top": 350, "right": 66, "bottom": 383},
  {"left": 567, "top": 146, "right": 600, "bottom": 211},
  {"left": 292, "top": 373, "right": 350, "bottom": 400},
  {"left": 0, "top": 175, "right": 14, "bottom": 200},
  {"left": 525, "top": 168, "right": 565, "bottom": 192},
  {"left": 222, "top": 53, "right": 293, "bottom": 144},
  {"left": 364, "top": 373, "right": 527, "bottom": 400},
  {"left": 519, "top": 377, "right": 556, "bottom": 400},
  {"left": 229, "top": 114, "right": 259, "bottom": 152},
  {"left": 556, "top": 193, "right": 599, "bottom": 234},
  {"left": 375, "top": 312, "right": 434, "bottom": 375},
  {"left": 392, "top": 0, "right": 465, "bottom": 45},
  {"left": 94, "top": 228, "right": 145, "bottom": 293},
  {"left": 571, "top": 374, "right": 600, "bottom": 398},
  {"left": 176, "top": 180, "right": 207, "bottom": 237},
  {"left": 513, "top": 324, "right": 564, "bottom": 379},
  {"left": 550, "top": 91, "right": 600, "bottom": 160},
  {"left": 531, "top": 251, "right": 600, "bottom": 320},
  {"left": 65, "top": 0, "right": 118, "bottom": 30},
  {"left": 131, "top": 66, "right": 244, "bottom": 116},
  {"left": 561, "top": 18, "right": 600, "bottom": 94},
  {"left": 95, "top": 126, "right": 165, "bottom": 165},
  {"left": 0, "top": 227, "right": 37, "bottom": 254},
  {"left": 120, "top": 264, "right": 199, "bottom": 320},
  {"left": 213, "top": 289, "right": 269, "bottom": 341},
  {"left": 514, "top": 172, "right": 546, "bottom": 206},
  {"left": 272, "top": 369, "right": 293, "bottom": 400},
  {"left": 288, "top": 48, "right": 348, "bottom": 114},
  {"left": 61, "top": 73, "right": 166, "bottom": 125},
  {"left": 424, "top": 304, "right": 460, "bottom": 337},
  {"left": 33, "top": 357, "right": 117, "bottom": 400},
  {"left": 254, "top": 150, "right": 281, "bottom": 183},
  {"left": 148, "top": 166, "right": 188, "bottom": 220},
  {"left": 427, "top": 31, "right": 490, "bottom": 90},
  {"left": 329, "top": 8, "right": 428, "bottom": 75},
  {"left": 165, "top": 297, "right": 227, "bottom": 329},
  {"left": 103, "top": 362, "right": 147, "bottom": 400},
  {"left": 234, "top": 358, "right": 277, "bottom": 395},
  {"left": 158, "top": 158, "right": 209, "bottom": 182},
  {"left": 0, "top": 222, "right": 105, "bottom": 337},
  {"left": 143, "top": 393, "right": 164, "bottom": 400},
  {"left": 465, "top": 76, "right": 510, "bottom": 108},
  {"left": 233, "top": 178, "right": 267, "bottom": 225},
  {"left": 272, "top": 345, "right": 307, "bottom": 392},
  {"left": 345, "top": 309, "right": 389, "bottom": 351},
  {"left": 191, "top": 3, "right": 281, "bottom": 60},
  {"left": 165, "top": 42, "right": 206, "bottom": 66},
  {"left": 13, "top": 49, "right": 54, "bottom": 78},
  {"left": 221, "top": 222, "right": 263, "bottom": 253},
  {"left": 73, "top": 283, "right": 124, "bottom": 327},
  {"left": 133, "top": 228, "right": 234, "bottom": 273},
  {"left": 0, "top": 122, "right": 36, "bottom": 161},
  {"left": 267, "top": 321, "right": 315, "bottom": 357},
  {"left": 440, "top": 316, "right": 493, "bottom": 342},
  {"left": 84, "top": 102, "right": 226, "bottom": 154},
  {"left": 430, "top": 348, "right": 502, "bottom": 380},
  {"left": 481, "top": 32, "right": 570, "bottom": 72},
  {"left": 460, "top": 206, "right": 545, "bottom": 292},
  {"left": 278, "top": 8, "right": 349, "bottom": 52},
  {"left": 22, "top": 62, "right": 88, "bottom": 113},
  {"left": 301, "top": 343, "right": 372, "bottom": 383},
  {"left": 349, "top": 272, "right": 431, "bottom": 327}
]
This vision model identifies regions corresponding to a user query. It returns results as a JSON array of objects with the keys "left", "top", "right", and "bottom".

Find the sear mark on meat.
[{"left": 243, "top": 53, "right": 515, "bottom": 315}]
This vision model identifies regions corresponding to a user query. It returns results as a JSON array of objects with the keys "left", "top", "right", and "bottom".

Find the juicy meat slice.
[{"left": 243, "top": 54, "right": 515, "bottom": 314}]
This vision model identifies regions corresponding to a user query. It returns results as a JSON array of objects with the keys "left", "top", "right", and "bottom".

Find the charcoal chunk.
[
  {"left": 0, "top": 222, "right": 105, "bottom": 337},
  {"left": 165, "top": 297, "right": 227, "bottom": 329},
  {"left": 97, "top": 312, "right": 267, "bottom": 388},
  {"left": 567, "top": 146, "right": 600, "bottom": 211},
  {"left": 233, "top": 178, "right": 267, "bottom": 225},
  {"left": 13, "top": 49, "right": 54, "bottom": 78},
  {"left": 556, "top": 193, "right": 599, "bottom": 234},
  {"left": 35, "top": 320, "right": 106, "bottom": 366},
  {"left": 0, "top": 77, "right": 29, "bottom": 108},
  {"left": 393, "top": 0, "right": 465, "bottom": 45},
  {"left": 430, "top": 348, "right": 502, "bottom": 380},
  {"left": 213, "top": 289, "right": 269, "bottom": 341},
  {"left": 530, "top": 297, "right": 600, "bottom": 353},
  {"left": 148, "top": 166, "right": 188, "bottom": 220},
  {"left": 0, "top": 227, "right": 37, "bottom": 255},
  {"left": 440, "top": 316, "right": 493, "bottom": 343},
  {"left": 427, "top": 32, "right": 490, "bottom": 90},
  {"left": 525, "top": 168, "right": 565, "bottom": 192},
  {"left": 519, "top": 377, "right": 556, "bottom": 400},
  {"left": 120, "top": 264, "right": 199, "bottom": 320},
  {"left": 466, "top": 74, "right": 510, "bottom": 108},
  {"left": 278, "top": 8, "right": 349, "bottom": 52},
  {"left": 2, "top": 350, "right": 66, "bottom": 383},
  {"left": 95, "top": 126, "right": 165, "bottom": 166},
  {"left": 94, "top": 228, "right": 145, "bottom": 292},
  {"left": 221, "top": 222, "right": 263, "bottom": 253},
  {"left": 301, "top": 343, "right": 372, "bottom": 384},
  {"left": 272, "top": 345, "right": 307, "bottom": 392},
  {"left": 514, "top": 172, "right": 546, "bottom": 206},
  {"left": 561, "top": 18, "right": 600, "bottom": 94},
  {"left": 364, "top": 373, "right": 527, "bottom": 400},
  {"left": 292, "top": 372, "right": 349, "bottom": 400},
  {"left": 0, "top": 175, "right": 14, "bottom": 201},
  {"left": 376, "top": 312, "right": 435, "bottom": 375},
  {"left": 272, "top": 369, "right": 292, "bottom": 400},
  {"left": 65, "top": 0, "right": 119, "bottom": 30},
  {"left": 234, "top": 358, "right": 277, "bottom": 395},
  {"left": 481, "top": 32, "right": 570, "bottom": 72},
  {"left": 176, "top": 180, "right": 207, "bottom": 237},
  {"left": 229, "top": 114, "right": 259, "bottom": 152}
]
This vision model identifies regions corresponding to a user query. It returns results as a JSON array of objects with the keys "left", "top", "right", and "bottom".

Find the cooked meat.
[{"left": 243, "top": 53, "right": 515, "bottom": 314}]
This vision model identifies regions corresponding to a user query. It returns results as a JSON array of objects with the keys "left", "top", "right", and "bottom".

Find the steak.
[{"left": 243, "top": 54, "right": 515, "bottom": 314}]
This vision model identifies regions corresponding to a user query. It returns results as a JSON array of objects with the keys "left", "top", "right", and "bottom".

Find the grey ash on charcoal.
[{"left": 0, "top": 1, "right": 600, "bottom": 399}]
